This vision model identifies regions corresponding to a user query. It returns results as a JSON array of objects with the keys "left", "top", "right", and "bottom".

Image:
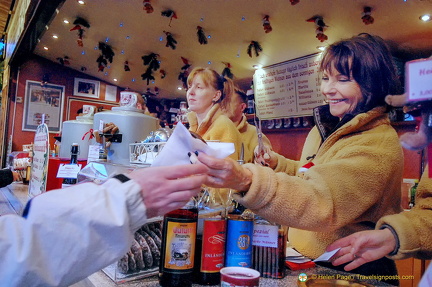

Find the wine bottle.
[
  {"left": 193, "top": 217, "right": 226, "bottom": 285},
  {"left": 159, "top": 199, "right": 198, "bottom": 287},
  {"left": 62, "top": 143, "right": 79, "bottom": 188}
]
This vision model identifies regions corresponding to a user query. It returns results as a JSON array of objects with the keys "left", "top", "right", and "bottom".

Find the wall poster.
[
  {"left": 22, "top": 80, "right": 65, "bottom": 133},
  {"left": 253, "top": 53, "right": 325, "bottom": 120}
]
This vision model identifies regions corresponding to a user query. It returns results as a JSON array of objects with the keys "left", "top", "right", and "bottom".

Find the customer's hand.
[
  {"left": 197, "top": 152, "right": 252, "bottom": 192},
  {"left": 326, "top": 228, "right": 397, "bottom": 271},
  {"left": 254, "top": 145, "right": 278, "bottom": 169},
  {"left": 128, "top": 164, "right": 208, "bottom": 218}
]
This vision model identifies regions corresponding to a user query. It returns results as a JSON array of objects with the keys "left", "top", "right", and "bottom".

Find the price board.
[{"left": 253, "top": 53, "right": 325, "bottom": 119}]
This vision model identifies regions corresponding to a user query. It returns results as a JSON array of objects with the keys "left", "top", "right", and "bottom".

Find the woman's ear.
[{"left": 212, "top": 90, "right": 222, "bottom": 103}]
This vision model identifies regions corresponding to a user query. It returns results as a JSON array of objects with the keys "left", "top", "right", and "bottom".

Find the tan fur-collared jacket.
[
  {"left": 236, "top": 106, "right": 404, "bottom": 259},
  {"left": 378, "top": 165, "right": 432, "bottom": 260}
]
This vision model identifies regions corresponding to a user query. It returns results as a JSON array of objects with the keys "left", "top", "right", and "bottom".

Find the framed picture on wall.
[
  {"left": 22, "top": 80, "right": 65, "bottom": 133},
  {"left": 73, "top": 78, "right": 100, "bottom": 98}
]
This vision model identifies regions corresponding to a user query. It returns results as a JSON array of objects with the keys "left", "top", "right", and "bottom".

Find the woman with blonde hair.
[{"left": 186, "top": 67, "right": 241, "bottom": 160}]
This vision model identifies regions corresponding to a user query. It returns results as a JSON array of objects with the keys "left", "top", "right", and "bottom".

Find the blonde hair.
[{"left": 187, "top": 67, "right": 234, "bottom": 107}]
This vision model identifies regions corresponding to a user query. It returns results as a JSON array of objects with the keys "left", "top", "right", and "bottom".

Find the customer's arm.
[{"left": 0, "top": 164, "right": 207, "bottom": 287}]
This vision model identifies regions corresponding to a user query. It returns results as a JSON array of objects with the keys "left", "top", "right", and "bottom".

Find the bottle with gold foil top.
[{"left": 159, "top": 199, "right": 198, "bottom": 287}]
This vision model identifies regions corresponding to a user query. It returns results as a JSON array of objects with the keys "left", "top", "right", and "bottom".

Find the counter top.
[
  {"left": 5, "top": 183, "right": 394, "bottom": 287},
  {"left": 76, "top": 265, "right": 395, "bottom": 287}
]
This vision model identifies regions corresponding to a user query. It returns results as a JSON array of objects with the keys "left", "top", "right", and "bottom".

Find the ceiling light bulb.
[
  {"left": 52, "top": 35, "right": 58, "bottom": 39},
  {"left": 43, "top": 46, "right": 49, "bottom": 50},
  {"left": 253, "top": 64, "right": 262, "bottom": 69},
  {"left": 77, "top": 0, "right": 85, "bottom": 5},
  {"left": 420, "top": 14, "right": 431, "bottom": 22},
  {"left": 177, "top": 86, "right": 183, "bottom": 90},
  {"left": 113, "top": 79, "right": 118, "bottom": 82},
  {"left": 317, "top": 46, "right": 326, "bottom": 51},
  {"left": 63, "top": 19, "right": 69, "bottom": 24}
]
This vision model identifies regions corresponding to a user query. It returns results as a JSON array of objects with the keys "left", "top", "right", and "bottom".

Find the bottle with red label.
[
  {"left": 159, "top": 199, "right": 198, "bottom": 287},
  {"left": 193, "top": 216, "right": 226, "bottom": 285}
]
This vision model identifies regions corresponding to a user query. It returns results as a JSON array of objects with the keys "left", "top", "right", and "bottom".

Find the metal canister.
[{"left": 224, "top": 214, "right": 254, "bottom": 268}]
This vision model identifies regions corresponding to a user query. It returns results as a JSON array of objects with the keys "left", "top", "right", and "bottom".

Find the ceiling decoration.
[{"left": 32, "top": 0, "right": 432, "bottom": 100}]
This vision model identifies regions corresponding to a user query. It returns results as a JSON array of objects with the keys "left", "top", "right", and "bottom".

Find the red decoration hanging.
[
  {"left": 247, "top": 41, "right": 263, "bottom": 58},
  {"left": 197, "top": 26, "right": 208, "bottom": 45},
  {"left": 262, "top": 15, "right": 272, "bottom": 33},
  {"left": 69, "top": 17, "right": 90, "bottom": 47},
  {"left": 143, "top": 0, "right": 154, "bottom": 13},
  {"left": 289, "top": 0, "right": 300, "bottom": 5},
  {"left": 306, "top": 16, "right": 328, "bottom": 42},
  {"left": 362, "top": 7, "right": 374, "bottom": 25},
  {"left": 164, "top": 31, "right": 177, "bottom": 49},
  {"left": 161, "top": 9, "right": 177, "bottom": 27},
  {"left": 160, "top": 69, "right": 166, "bottom": 79}
]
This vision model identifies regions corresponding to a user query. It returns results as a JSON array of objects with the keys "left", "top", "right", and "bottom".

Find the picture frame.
[
  {"left": 22, "top": 80, "right": 65, "bottom": 133},
  {"left": 73, "top": 77, "right": 100, "bottom": 98}
]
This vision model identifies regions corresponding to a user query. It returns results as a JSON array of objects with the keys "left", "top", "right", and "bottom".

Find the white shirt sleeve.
[{"left": 0, "top": 178, "right": 147, "bottom": 287}]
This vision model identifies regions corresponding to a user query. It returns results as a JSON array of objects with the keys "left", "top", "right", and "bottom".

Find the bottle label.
[
  {"left": 225, "top": 216, "right": 253, "bottom": 268},
  {"left": 252, "top": 224, "right": 278, "bottom": 248},
  {"left": 163, "top": 220, "right": 197, "bottom": 270},
  {"left": 200, "top": 219, "right": 226, "bottom": 273}
]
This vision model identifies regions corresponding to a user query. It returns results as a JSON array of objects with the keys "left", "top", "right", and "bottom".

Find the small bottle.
[
  {"left": 62, "top": 143, "right": 79, "bottom": 188},
  {"left": 159, "top": 199, "right": 198, "bottom": 287},
  {"left": 409, "top": 180, "right": 419, "bottom": 209}
]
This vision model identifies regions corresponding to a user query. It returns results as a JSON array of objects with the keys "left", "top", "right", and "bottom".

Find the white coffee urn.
[
  {"left": 59, "top": 105, "right": 96, "bottom": 160},
  {"left": 93, "top": 92, "right": 159, "bottom": 165}
]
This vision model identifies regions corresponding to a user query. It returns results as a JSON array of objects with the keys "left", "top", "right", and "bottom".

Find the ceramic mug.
[{"left": 220, "top": 267, "right": 260, "bottom": 287}]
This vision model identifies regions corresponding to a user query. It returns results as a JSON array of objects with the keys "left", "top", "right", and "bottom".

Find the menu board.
[{"left": 253, "top": 53, "right": 325, "bottom": 120}]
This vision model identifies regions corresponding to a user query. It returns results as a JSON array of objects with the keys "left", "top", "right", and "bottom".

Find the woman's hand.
[
  {"left": 197, "top": 152, "right": 253, "bottom": 192},
  {"left": 254, "top": 145, "right": 278, "bottom": 169},
  {"left": 326, "top": 228, "right": 397, "bottom": 271}
]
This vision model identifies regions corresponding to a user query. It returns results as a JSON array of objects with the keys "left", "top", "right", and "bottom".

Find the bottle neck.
[{"left": 70, "top": 154, "right": 78, "bottom": 164}]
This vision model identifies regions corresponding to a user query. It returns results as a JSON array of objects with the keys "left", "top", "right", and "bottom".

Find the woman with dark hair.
[
  {"left": 186, "top": 67, "right": 241, "bottom": 160},
  {"left": 197, "top": 34, "right": 403, "bottom": 284}
]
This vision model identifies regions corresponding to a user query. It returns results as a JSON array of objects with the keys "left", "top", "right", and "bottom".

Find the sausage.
[
  {"left": 135, "top": 232, "right": 153, "bottom": 267},
  {"left": 127, "top": 251, "right": 137, "bottom": 272},
  {"left": 149, "top": 222, "right": 162, "bottom": 238},
  {"left": 139, "top": 228, "right": 160, "bottom": 265},
  {"left": 131, "top": 239, "right": 145, "bottom": 270},
  {"left": 117, "top": 253, "right": 129, "bottom": 273},
  {"left": 142, "top": 224, "right": 161, "bottom": 249}
]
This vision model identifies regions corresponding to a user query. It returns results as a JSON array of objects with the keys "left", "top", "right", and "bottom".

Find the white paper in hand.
[
  {"left": 313, "top": 248, "right": 340, "bottom": 262},
  {"left": 151, "top": 122, "right": 235, "bottom": 167}
]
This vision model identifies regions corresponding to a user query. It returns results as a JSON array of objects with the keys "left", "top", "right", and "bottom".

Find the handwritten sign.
[
  {"left": 253, "top": 53, "right": 325, "bottom": 120},
  {"left": 406, "top": 58, "right": 432, "bottom": 102}
]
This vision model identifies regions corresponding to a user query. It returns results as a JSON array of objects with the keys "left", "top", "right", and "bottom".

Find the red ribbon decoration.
[{"left": 82, "top": 128, "right": 95, "bottom": 140}]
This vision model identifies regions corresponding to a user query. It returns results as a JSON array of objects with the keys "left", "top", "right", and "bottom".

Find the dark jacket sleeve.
[{"left": 0, "top": 169, "right": 14, "bottom": 188}]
